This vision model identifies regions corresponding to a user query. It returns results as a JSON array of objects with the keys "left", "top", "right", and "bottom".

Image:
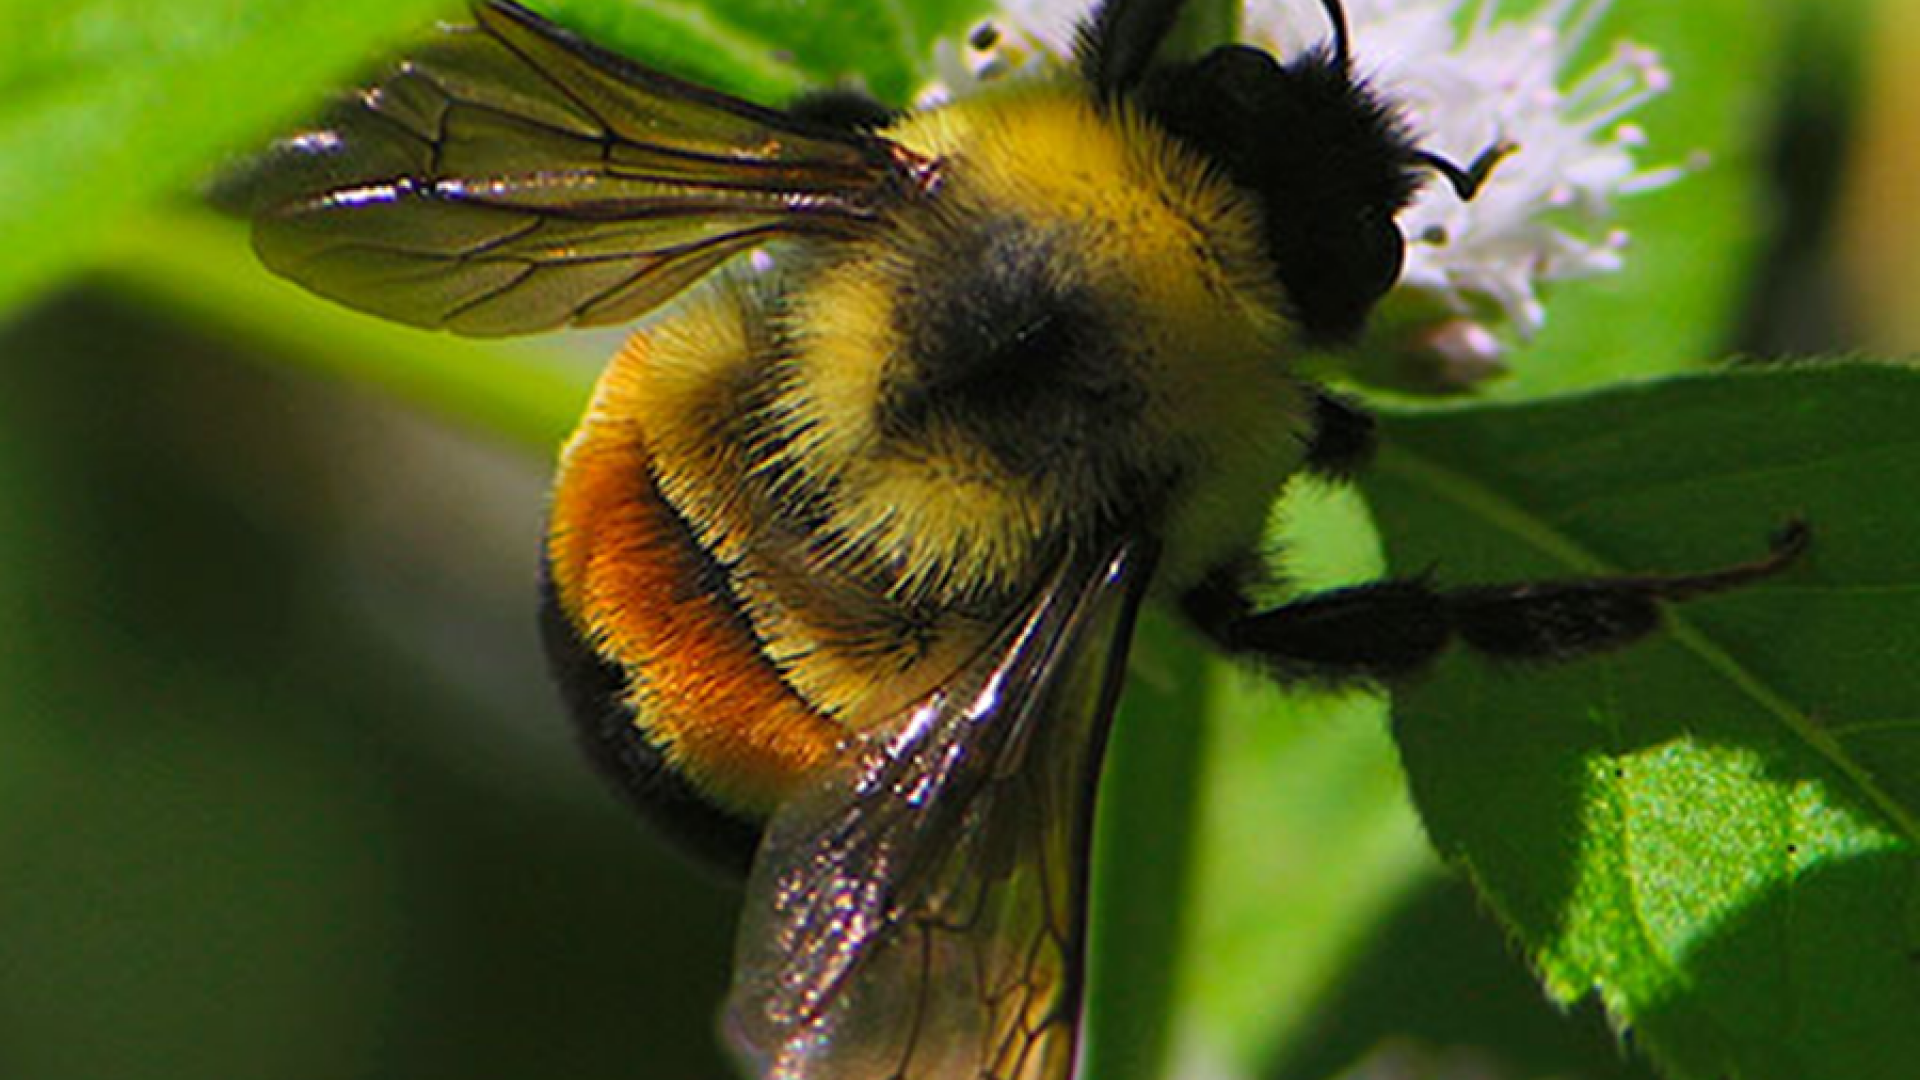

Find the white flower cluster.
[{"left": 921, "top": 0, "right": 1682, "bottom": 384}]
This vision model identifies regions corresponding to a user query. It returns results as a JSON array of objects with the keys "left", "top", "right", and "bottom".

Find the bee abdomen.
[
  {"left": 543, "top": 408, "right": 843, "bottom": 866},
  {"left": 536, "top": 556, "right": 763, "bottom": 871}
]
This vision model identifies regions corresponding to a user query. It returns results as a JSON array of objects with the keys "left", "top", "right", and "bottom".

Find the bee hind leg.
[{"left": 1182, "top": 520, "right": 1809, "bottom": 684}]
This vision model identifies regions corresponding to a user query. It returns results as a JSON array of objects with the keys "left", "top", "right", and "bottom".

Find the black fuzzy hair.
[{"left": 1078, "top": 0, "right": 1431, "bottom": 339}]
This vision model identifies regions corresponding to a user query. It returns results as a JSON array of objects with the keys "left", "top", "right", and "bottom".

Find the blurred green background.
[{"left": 1, "top": 1, "right": 1915, "bottom": 1078}]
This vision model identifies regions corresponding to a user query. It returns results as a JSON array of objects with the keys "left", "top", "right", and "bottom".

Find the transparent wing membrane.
[
  {"left": 727, "top": 541, "right": 1154, "bottom": 1080},
  {"left": 232, "top": 1, "right": 916, "bottom": 335}
]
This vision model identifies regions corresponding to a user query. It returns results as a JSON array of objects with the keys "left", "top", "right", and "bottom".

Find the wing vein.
[
  {"left": 475, "top": 7, "right": 623, "bottom": 147},
  {"left": 437, "top": 259, "right": 539, "bottom": 323}
]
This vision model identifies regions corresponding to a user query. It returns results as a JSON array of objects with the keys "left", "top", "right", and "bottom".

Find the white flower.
[
  {"left": 916, "top": 15, "right": 1058, "bottom": 108},
  {"left": 922, "top": 0, "right": 1681, "bottom": 382},
  {"left": 970, "top": 0, "right": 1085, "bottom": 56},
  {"left": 1300, "top": 0, "right": 1679, "bottom": 339}
]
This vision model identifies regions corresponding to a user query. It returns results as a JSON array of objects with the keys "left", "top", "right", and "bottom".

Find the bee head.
[
  {"left": 1142, "top": 35, "right": 1418, "bottom": 340},
  {"left": 1080, "top": 0, "right": 1496, "bottom": 341}
]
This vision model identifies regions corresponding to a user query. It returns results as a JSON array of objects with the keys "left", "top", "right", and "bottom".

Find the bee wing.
[
  {"left": 726, "top": 540, "right": 1157, "bottom": 1080},
  {"left": 228, "top": 1, "right": 920, "bottom": 336}
]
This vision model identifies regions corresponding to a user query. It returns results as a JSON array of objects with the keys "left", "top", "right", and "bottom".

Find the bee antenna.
[
  {"left": 1415, "top": 141, "right": 1516, "bottom": 201},
  {"left": 1315, "top": 0, "right": 1352, "bottom": 71}
]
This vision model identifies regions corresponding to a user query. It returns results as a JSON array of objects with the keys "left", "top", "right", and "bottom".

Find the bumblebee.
[{"left": 234, "top": 1, "right": 1808, "bottom": 1076}]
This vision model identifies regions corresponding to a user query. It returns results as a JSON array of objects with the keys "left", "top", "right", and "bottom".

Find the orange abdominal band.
[{"left": 544, "top": 419, "right": 842, "bottom": 816}]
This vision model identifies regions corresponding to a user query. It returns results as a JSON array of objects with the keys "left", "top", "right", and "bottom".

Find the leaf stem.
[{"left": 1084, "top": 615, "right": 1212, "bottom": 1080}]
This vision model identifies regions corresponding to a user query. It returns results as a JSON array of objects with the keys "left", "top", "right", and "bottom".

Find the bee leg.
[
  {"left": 1184, "top": 521, "right": 1809, "bottom": 683},
  {"left": 1300, "top": 390, "right": 1377, "bottom": 479}
]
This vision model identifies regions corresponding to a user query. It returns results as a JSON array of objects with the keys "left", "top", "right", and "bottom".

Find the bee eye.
[
  {"left": 1195, "top": 44, "right": 1282, "bottom": 108},
  {"left": 1273, "top": 207, "right": 1407, "bottom": 341},
  {"left": 1356, "top": 211, "right": 1406, "bottom": 302}
]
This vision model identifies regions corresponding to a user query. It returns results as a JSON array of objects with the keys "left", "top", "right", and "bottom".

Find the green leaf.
[
  {"left": 1266, "top": 879, "right": 1665, "bottom": 1080},
  {"left": 1364, "top": 362, "right": 1920, "bottom": 1080},
  {"left": 536, "top": 0, "right": 988, "bottom": 104},
  {"left": 0, "top": 0, "right": 454, "bottom": 321}
]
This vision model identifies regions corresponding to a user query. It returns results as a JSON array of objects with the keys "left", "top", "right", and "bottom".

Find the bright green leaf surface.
[
  {"left": 0, "top": 0, "right": 454, "bottom": 320},
  {"left": 1365, "top": 363, "right": 1920, "bottom": 1080},
  {"left": 540, "top": 0, "right": 987, "bottom": 103}
]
